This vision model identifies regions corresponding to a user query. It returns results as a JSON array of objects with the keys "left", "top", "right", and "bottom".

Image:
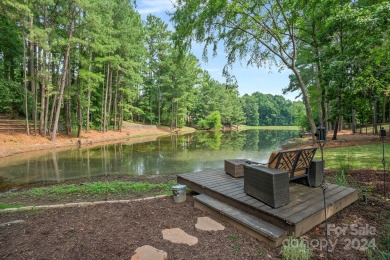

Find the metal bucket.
[{"left": 172, "top": 184, "right": 186, "bottom": 203}]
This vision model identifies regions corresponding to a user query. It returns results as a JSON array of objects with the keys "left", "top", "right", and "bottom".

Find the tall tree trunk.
[
  {"left": 119, "top": 91, "right": 123, "bottom": 132},
  {"left": 86, "top": 50, "right": 93, "bottom": 133},
  {"left": 41, "top": 6, "right": 48, "bottom": 137},
  {"left": 65, "top": 66, "right": 71, "bottom": 136},
  {"left": 103, "top": 63, "right": 110, "bottom": 132},
  {"left": 23, "top": 31, "right": 30, "bottom": 135},
  {"left": 51, "top": 1, "right": 76, "bottom": 142},
  {"left": 292, "top": 66, "right": 317, "bottom": 140},
  {"left": 333, "top": 95, "right": 341, "bottom": 140},
  {"left": 107, "top": 68, "right": 113, "bottom": 130},
  {"left": 49, "top": 56, "right": 60, "bottom": 132},
  {"left": 77, "top": 73, "right": 82, "bottom": 138},
  {"left": 314, "top": 45, "right": 327, "bottom": 133},
  {"left": 39, "top": 46, "right": 46, "bottom": 136},
  {"left": 332, "top": 116, "right": 339, "bottom": 140},
  {"left": 382, "top": 94, "right": 387, "bottom": 124},
  {"left": 34, "top": 44, "right": 39, "bottom": 135},
  {"left": 325, "top": 101, "right": 329, "bottom": 131},
  {"left": 29, "top": 16, "right": 36, "bottom": 134},
  {"left": 352, "top": 109, "right": 356, "bottom": 134},
  {"left": 100, "top": 64, "right": 105, "bottom": 132},
  {"left": 373, "top": 96, "right": 378, "bottom": 135},
  {"left": 158, "top": 69, "right": 161, "bottom": 126},
  {"left": 114, "top": 71, "right": 119, "bottom": 130},
  {"left": 338, "top": 116, "right": 343, "bottom": 131}
]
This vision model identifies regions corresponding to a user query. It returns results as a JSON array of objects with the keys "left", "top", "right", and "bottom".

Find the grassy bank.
[
  {"left": 0, "top": 180, "right": 177, "bottom": 208},
  {"left": 320, "top": 143, "right": 390, "bottom": 170},
  {"left": 239, "top": 125, "right": 300, "bottom": 131}
]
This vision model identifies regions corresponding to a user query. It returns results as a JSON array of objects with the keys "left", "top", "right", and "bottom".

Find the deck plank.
[
  {"left": 177, "top": 168, "right": 358, "bottom": 236},
  {"left": 287, "top": 187, "right": 358, "bottom": 223},
  {"left": 274, "top": 186, "right": 346, "bottom": 219}
]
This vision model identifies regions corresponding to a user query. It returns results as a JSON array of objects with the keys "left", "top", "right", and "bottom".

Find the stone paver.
[
  {"left": 131, "top": 245, "right": 167, "bottom": 260},
  {"left": 195, "top": 216, "right": 225, "bottom": 232},
  {"left": 162, "top": 228, "right": 198, "bottom": 246}
]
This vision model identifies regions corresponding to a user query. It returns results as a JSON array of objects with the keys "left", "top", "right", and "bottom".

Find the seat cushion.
[{"left": 267, "top": 151, "right": 279, "bottom": 169}]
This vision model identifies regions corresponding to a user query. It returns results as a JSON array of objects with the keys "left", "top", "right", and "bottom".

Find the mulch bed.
[
  {"left": 1, "top": 170, "right": 389, "bottom": 259},
  {"left": 0, "top": 196, "right": 277, "bottom": 260}
]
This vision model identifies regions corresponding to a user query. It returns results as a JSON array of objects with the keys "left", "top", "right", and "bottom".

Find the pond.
[{"left": 0, "top": 129, "right": 299, "bottom": 190}]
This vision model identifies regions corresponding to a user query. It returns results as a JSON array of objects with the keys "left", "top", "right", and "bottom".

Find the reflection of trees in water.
[
  {"left": 0, "top": 130, "right": 299, "bottom": 189},
  {"left": 242, "top": 130, "right": 259, "bottom": 151},
  {"left": 221, "top": 131, "right": 247, "bottom": 150},
  {"left": 258, "top": 130, "right": 299, "bottom": 151},
  {"left": 193, "top": 131, "right": 223, "bottom": 150}
]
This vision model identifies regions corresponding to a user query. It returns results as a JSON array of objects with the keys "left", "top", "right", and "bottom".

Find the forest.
[
  {"left": 172, "top": 0, "right": 389, "bottom": 138},
  {"left": 0, "top": 0, "right": 389, "bottom": 142}
]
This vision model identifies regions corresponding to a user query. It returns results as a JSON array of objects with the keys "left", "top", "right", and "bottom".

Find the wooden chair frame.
[{"left": 258, "top": 148, "right": 317, "bottom": 187}]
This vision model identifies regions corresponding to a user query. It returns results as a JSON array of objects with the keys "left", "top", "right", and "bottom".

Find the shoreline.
[
  {"left": 0, "top": 125, "right": 196, "bottom": 159},
  {"left": 0, "top": 127, "right": 382, "bottom": 159}
]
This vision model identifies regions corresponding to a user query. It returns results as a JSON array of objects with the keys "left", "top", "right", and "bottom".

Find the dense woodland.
[
  {"left": 0, "top": 0, "right": 389, "bottom": 142},
  {"left": 173, "top": 0, "right": 389, "bottom": 139}
]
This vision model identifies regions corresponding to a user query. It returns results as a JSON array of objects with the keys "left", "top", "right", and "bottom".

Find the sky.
[{"left": 136, "top": 0, "right": 300, "bottom": 101}]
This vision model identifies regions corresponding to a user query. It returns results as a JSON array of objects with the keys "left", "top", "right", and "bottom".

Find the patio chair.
[
  {"left": 264, "top": 147, "right": 317, "bottom": 187},
  {"left": 243, "top": 147, "right": 317, "bottom": 208}
]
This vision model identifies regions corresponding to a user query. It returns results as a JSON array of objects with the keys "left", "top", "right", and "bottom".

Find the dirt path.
[
  {"left": 283, "top": 130, "right": 383, "bottom": 150},
  {"left": 0, "top": 124, "right": 195, "bottom": 158}
]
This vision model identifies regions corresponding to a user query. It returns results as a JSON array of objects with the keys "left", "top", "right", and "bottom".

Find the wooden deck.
[{"left": 177, "top": 168, "right": 358, "bottom": 245}]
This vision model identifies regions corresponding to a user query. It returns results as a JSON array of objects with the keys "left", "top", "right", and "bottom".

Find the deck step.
[{"left": 194, "top": 194, "right": 288, "bottom": 247}]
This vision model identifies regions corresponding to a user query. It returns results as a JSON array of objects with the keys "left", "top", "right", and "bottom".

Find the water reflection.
[{"left": 0, "top": 130, "right": 298, "bottom": 189}]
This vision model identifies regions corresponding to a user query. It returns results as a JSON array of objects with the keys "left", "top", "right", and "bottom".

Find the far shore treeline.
[{"left": 0, "top": 1, "right": 389, "bottom": 142}]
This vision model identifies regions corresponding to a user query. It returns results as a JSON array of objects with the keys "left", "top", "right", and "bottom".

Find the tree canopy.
[{"left": 0, "top": 0, "right": 388, "bottom": 141}]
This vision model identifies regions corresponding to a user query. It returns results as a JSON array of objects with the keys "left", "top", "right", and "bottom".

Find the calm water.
[{"left": 0, "top": 130, "right": 298, "bottom": 190}]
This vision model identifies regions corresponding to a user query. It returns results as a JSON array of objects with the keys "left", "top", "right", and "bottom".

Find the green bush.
[
  {"left": 196, "top": 111, "right": 222, "bottom": 130},
  {"left": 280, "top": 236, "right": 311, "bottom": 260},
  {"left": 0, "top": 79, "right": 24, "bottom": 115}
]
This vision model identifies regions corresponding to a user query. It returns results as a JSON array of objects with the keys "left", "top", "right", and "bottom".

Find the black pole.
[
  {"left": 320, "top": 144, "right": 329, "bottom": 259},
  {"left": 381, "top": 127, "right": 386, "bottom": 198},
  {"left": 316, "top": 125, "right": 329, "bottom": 259}
]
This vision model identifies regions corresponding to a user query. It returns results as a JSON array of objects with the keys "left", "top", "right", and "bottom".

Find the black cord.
[
  {"left": 382, "top": 137, "right": 386, "bottom": 198},
  {"left": 319, "top": 143, "right": 330, "bottom": 259}
]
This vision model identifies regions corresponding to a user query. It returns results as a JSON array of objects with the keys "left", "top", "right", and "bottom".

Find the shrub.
[
  {"left": 196, "top": 111, "right": 222, "bottom": 130},
  {"left": 280, "top": 236, "right": 311, "bottom": 260}
]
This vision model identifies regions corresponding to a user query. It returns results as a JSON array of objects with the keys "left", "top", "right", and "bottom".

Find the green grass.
[
  {"left": 335, "top": 168, "right": 349, "bottom": 187},
  {"left": 21, "top": 181, "right": 176, "bottom": 197},
  {"left": 0, "top": 203, "right": 21, "bottom": 209},
  {"left": 367, "top": 215, "right": 390, "bottom": 259},
  {"left": 239, "top": 125, "right": 300, "bottom": 131},
  {"left": 228, "top": 234, "right": 239, "bottom": 242},
  {"left": 319, "top": 143, "right": 390, "bottom": 170}
]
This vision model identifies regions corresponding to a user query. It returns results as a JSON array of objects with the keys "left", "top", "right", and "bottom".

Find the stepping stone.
[
  {"left": 162, "top": 228, "right": 198, "bottom": 246},
  {"left": 131, "top": 245, "right": 167, "bottom": 260},
  {"left": 195, "top": 216, "right": 225, "bottom": 231}
]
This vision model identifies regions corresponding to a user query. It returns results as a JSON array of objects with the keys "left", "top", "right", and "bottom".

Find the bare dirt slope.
[{"left": 0, "top": 123, "right": 194, "bottom": 158}]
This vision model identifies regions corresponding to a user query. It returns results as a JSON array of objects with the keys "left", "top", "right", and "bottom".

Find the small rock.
[
  {"left": 0, "top": 220, "right": 25, "bottom": 227},
  {"left": 195, "top": 217, "right": 225, "bottom": 231},
  {"left": 162, "top": 228, "right": 198, "bottom": 246},
  {"left": 131, "top": 245, "right": 167, "bottom": 260}
]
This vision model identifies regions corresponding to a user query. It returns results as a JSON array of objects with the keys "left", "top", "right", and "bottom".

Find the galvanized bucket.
[{"left": 172, "top": 184, "right": 186, "bottom": 203}]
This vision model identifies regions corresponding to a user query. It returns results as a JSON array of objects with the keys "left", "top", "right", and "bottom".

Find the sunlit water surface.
[{"left": 0, "top": 130, "right": 299, "bottom": 189}]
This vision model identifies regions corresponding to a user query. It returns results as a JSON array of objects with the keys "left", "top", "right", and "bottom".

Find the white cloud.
[{"left": 137, "top": 0, "right": 176, "bottom": 14}]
